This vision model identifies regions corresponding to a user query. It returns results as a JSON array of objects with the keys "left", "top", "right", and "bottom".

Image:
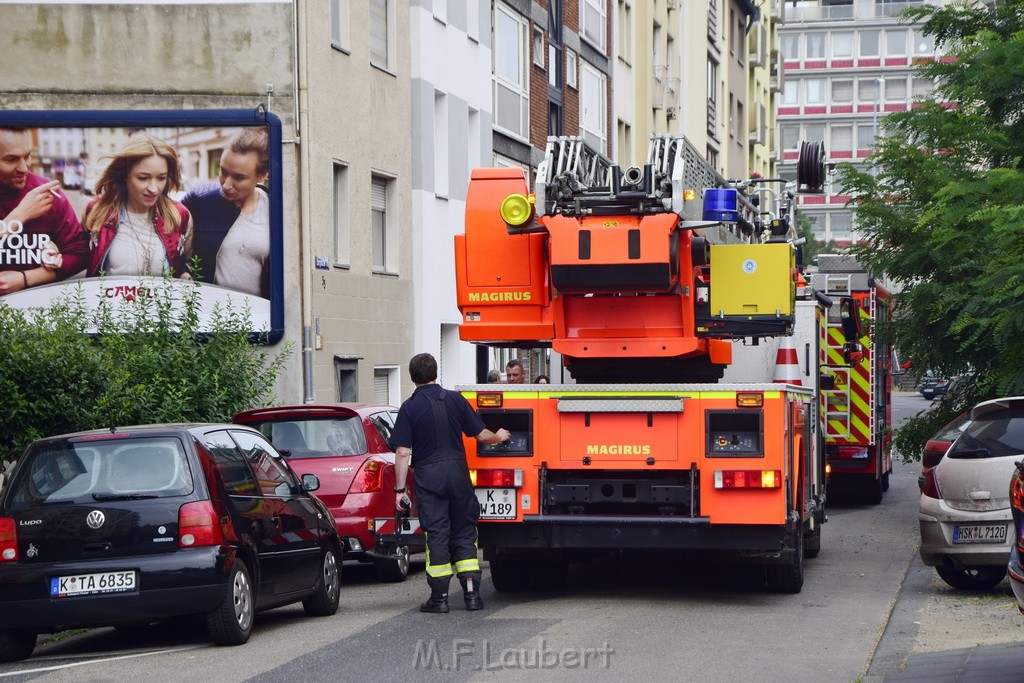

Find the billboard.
[{"left": 0, "top": 109, "right": 284, "bottom": 343}]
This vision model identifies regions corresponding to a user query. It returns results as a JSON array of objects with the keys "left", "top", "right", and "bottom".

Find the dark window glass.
[
  {"left": 950, "top": 408, "right": 1024, "bottom": 458},
  {"left": 200, "top": 431, "right": 258, "bottom": 497},
  {"left": 231, "top": 431, "right": 296, "bottom": 496}
]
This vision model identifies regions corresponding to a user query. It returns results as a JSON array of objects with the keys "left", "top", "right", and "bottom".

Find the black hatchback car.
[{"left": 0, "top": 424, "right": 342, "bottom": 662}]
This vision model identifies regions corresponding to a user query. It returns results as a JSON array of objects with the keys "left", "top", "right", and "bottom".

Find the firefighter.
[{"left": 391, "top": 353, "right": 510, "bottom": 613}]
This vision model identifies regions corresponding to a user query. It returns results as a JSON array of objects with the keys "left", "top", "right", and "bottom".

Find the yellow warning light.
[
  {"left": 825, "top": 463, "right": 832, "bottom": 477},
  {"left": 499, "top": 193, "right": 534, "bottom": 226},
  {"left": 736, "top": 392, "right": 764, "bottom": 407},
  {"left": 476, "top": 392, "right": 504, "bottom": 408},
  {"left": 683, "top": 188, "right": 697, "bottom": 201},
  {"left": 761, "top": 470, "right": 777, "bottom": 488}
]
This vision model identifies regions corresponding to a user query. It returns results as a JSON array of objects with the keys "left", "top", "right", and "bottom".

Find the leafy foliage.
[
  {"left": 0, "top": 278, "right": 292, "bottom": 468},
  {"left": 837, "top": 0, "right": 1024, "bottom": 459}
]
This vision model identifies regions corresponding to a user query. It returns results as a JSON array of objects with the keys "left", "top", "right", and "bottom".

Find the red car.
[
  {"left": 918, "top": 413, "right": 971, "bottom": 491},
  {"left": 233, "top": 404, "right": 422, "bottom": 582}
]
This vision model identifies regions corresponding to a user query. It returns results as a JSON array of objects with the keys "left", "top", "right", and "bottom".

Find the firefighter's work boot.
[
  {"left": 420, "top": 576, "right": 450, "bottom": 614},
  {"left": 460, "top": 573, "right": 484, "bottom": 611}
]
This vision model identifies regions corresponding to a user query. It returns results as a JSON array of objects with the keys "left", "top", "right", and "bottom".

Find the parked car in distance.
[
  {"left": 233, "top": 404, "right": 424, "bottom": 582},
  {"left": 0, "top": 424, "right": 342, "bottom": 662},
  {"left": 922, "top": 377, "right": 951, "bottom": 401},
  {"left": 919, "top": 397, "right": 1024, "bottom": 591},
  {"left": 918, "top": 413, "right": 971, "bottom": 491}
]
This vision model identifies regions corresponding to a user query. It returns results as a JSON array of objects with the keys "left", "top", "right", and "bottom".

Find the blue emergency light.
[{"left": 703, "top": 188, "right": 740, "bottom": 223}]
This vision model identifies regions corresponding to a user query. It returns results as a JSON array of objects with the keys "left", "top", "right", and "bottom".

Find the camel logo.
[{"left": 86, "top": 510, "right": 106, "bottom": 530}]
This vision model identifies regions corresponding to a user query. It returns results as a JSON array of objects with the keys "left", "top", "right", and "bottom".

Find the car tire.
[
  {"left": 489, "top": 558, "right": 532, "bottom": 592},
  {"left": 0, "top": 629, "right": 36, "bottom": 663},
  {"left": 935, "top": 565, "right": 1007, "bottom": 592},
  {"left": 303, "top": 548, "right": 342, "bottom": 616},
  {"left": 766, "top": 527, "right": 804, "bottom": 594},
  {"left": 373, "top": 545, "right": 410, "bottom": 583},
  {"left": 207, "top": 560, "right": 254, "bottom": 646},
  {"left": 803, "top": 522, "right": 822, "bottom": 559}
]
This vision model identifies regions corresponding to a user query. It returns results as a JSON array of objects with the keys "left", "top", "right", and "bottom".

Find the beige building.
[{"left": 0, "top": 0, "right": 414, "bottom": 405}]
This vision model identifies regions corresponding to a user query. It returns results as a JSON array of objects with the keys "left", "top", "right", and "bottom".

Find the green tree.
[
  {"left": 0, "top": 279, "right": 292, "bottom": 467},
  {"left": 839, "top": 0, "right": 1024, "bottom": 459}
]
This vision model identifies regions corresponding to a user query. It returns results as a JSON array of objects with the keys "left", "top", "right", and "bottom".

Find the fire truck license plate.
[
  {"left": 475, "top": 488, "right": 516, "bottom": 519},
  {"left": 953, "top": 524, "right": 1007, "bottom": 544}
]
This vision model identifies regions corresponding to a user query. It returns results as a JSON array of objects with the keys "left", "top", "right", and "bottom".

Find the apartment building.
[{"left": 778, "top": 0, "right": 937, "bottom": 244}]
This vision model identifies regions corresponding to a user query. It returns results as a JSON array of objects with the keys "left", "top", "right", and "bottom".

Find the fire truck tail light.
[
  {"left": 477, "top": 393, "right": 504, "bottom": 408},
  {"left": 713, "top": 470, "right": 782, "bottom": 489},
  {"left": 470, "top": 468, "right": 523, "bottom": 488},
  {"left": 736, "top": 393, "right": 764, "bottom": 408}
]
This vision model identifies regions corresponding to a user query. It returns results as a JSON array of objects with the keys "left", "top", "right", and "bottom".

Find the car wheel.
[
  {"left": 803, "top": 522, "right": 822, "bottom": 559},
  {"left": 923, "top": 391, "right": 935, "bottom": 400},
  {"left": 0, "top": 629, "right": 36, "bottom": 663},
  {"left": 303, "top": 548, "right": 342, "bottom": 616},
  {"left": 207, "top": 560, "right": 254, "bottom": 646},
  {"left": 489, "top": 558, "right": 532, "bottom": 592},
  {"left": 373, "top": 545, "right": 410, "bottom": 583},
  {"left": 935, "top": 565, "right": 1007, "bottom": 591},
  {"left": 766, "top": 527, "right": 804, "bottom": 594}
]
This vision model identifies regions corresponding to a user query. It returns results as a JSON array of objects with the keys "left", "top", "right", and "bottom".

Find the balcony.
[
  {"left": 770, "top": 51, "right": 785, "bottom": 93},
  {"left": 652, "top": 65, "right": 667, "bottom": 109}
]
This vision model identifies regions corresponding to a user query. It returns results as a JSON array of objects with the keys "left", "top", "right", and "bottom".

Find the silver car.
[{"left": 918, "top": 397, "right": 1024, "bottom": 590}]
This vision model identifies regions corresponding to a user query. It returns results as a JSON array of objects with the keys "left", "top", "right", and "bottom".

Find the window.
[
  {"left": 885, "top": 76, "right": 907, "bottom": 102},
  {"left": 548, "top": 0, "right": 562, "bottom": 87},
  {"left": 804, "top": 123, "right": 825, "bottom": 144},
  {"left": 831, "top": 125, "right": 852, "bottom": 151},
  {"left": 330, "top": 0, "right": 350, "bottom": 52},
  {"left": 831, "top": 32, "right": 853, "bottom": 59},
  {"left": 467, "top": 0, "right": 480, "bottom": 41},
  {"left": 617, "top": 0, "right": 633, "bottom": 65},
  {"left": 335, "top": 356, "right": 359, "bottom": 402},
  {"left": 581, "top": 0, "right": 607, "bottom": 51},
  {"left": 566, "top": 49, "right": 578, "bottom": 88},
  {"left": 371, "top": 174, "right": 395, "bottom": 272},
  {"left": 859, "top": 30, "right": 879, "bottom": 58},
  {"left": 781, "top": 33, "right": 800, "bottom": 61},
  {"left": 533, "top": 27, "right": 545, "bottom": 68},
  {"left": 333, "top": 162, "right": 350, "bottom": 266},
  {"left": 369, "top": 0, "right": 391, "bottom": 70},
  {"left": 580, "top": 62, "right": 607, "bottom": 151},
  {"left": 805, "top": 78, "right": 825, "bottom": 105},
  {"left": 912, "top": 77, "right": 934, "bottom": 98},
  {"left": 617, "top": 120, "right": 632, "bottom": 164},
  {"left": 830, "top": 212, "right": 853, "bottom": 241},
  {"left": 433, "top": 92, "right": 449, "bottom": 198},
  {"left": 707, "top": 56, "right": 719, "bottom": 138},
  {"left": 857, "top": 123, "right": 875, "bottom": 149},
  {"left": 858, "top": 78, "right": 879, "bottom": 102},
  {"left": 374, "top": 366, "right": 399, "bottom": 405},
  {"left": 231, "top": 431, "right": 295, "bottom": 497},
  {"left": 494, "top": 4, "right": 530, "bottom": 139},
  {"left": 780, "top": 124, "right": 799, "bottom": 150},
  {"left": 913, "top": 29, "right": 934, "bottom": 57},
  {"left": 548, "top": 101, "right": 563, "bottom": 136},
  {"left": 885, "top": 29, "right": 907, "bottom": 57},
  {"left": 805, "top": 33, "right": 825, "bottom": 60},
  {"left": 201, "top": 431, "right": 258, "bottom": 498},
  {"left": 782, "top": 80, "right": 798, "bottom": 106},
  {"left": 831, "top": 79, "right": 853, "bottom": 104}
]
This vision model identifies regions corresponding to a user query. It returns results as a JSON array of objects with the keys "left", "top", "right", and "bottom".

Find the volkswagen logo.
[{"left": 86, "top": 510, "right": 106, "bottom": 530}]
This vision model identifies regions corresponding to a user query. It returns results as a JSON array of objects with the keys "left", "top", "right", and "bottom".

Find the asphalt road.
[{"left": 0, "top": 394, "right": 936, "bottom": 682}]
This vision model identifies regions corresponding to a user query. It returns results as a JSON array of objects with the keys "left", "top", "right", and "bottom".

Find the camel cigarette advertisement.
[{"left": 0, "top": 109, "right": 284, "bottom": 343}]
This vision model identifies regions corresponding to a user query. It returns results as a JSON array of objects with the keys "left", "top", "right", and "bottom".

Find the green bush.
[{"left": 0, "top": 278, "right": 292, "bottom": 470}]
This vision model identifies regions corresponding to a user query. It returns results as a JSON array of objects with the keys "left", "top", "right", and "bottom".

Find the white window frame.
[
  {"left": 885, "top": 28, "right": 908, "bottom": 57},
  {"left": 884, "top": 75, "right": 907, "bottom": 103},
  {"left": 493, "top": 3, "right": 530, "bottom": 141},
  {"left": 617, "top": 0, "right": 633, "bottom": 66},
  {"left": 805, "top": 78, "right": 825, "bottom": 105},
  {"left": 831, "top": 31, "right": 853, "bottom": 60},
  {"left": 831, "top": 79, "right": 853, "bottom": 104},
  {"left": 369, "top": 0, "right": 395, "bottom": 72},
  {"left": 805, "top": 32, "right": 825, "bottom": 60},
  {"left": 533, "top": 27, "right": 545, "bottom": 68},
  {"left": 566, "top": 48, "right": 578, "bottom": 89},
  {"left": 333, "top": 162, "right": 350, "bottom": 267},
  {"left": 330, "top": 0, "right": 350, "bottom": 53},
  {"left": 781, "top": 33, "right": 800, "bottom": 62},
  {"left": 373, "top": 366, "right": 400, "bottom": 406},
  {"left": 580, "top": 61, "right": 608, "bottom": 152},
  {"left": 371, "top": 173, "right": 398, "bottom": 274},
  {"left": 859, "top": 30, "right": 880, "bottom": 58},
  {"left": 830, "top": 125, "right": 853, "bottom": 152},
  {"left": 857, "top": 123, "right": 875, "bottom": 150},
  {"left": 581, "top": 0, "right": 607, "bottom": 52},
  {"left": 434, "top": 91, "right": 449, "bottom": 198}
]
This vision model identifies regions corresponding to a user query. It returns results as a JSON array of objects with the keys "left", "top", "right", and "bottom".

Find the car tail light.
[
  {"left": 921, "top": 468, "right": 943, "bottom": 500},
  {"left": 470, "top": 468, "right": 523, "bottom": 487},
  {"left": 921, "top": 449, "right": 945, "bottom": 470},
  {"left": 713, "top": 470, "right": 782, "bottom": 489},
  {"left": 179, "top": 501, "right": 223, "bottom": 548},
  {"left": 0, "top": 518, "right": 17, "bottom": 562},
  {"left": 349, "top": 459, "right": 384, "bottom": 493},
  {"left": 1011, "top": 472, "right": 1024, "bottom": 513}
]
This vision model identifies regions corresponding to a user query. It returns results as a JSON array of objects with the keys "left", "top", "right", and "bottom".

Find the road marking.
[{"left": 0, "top": 645, "right": 206, "bottom": 677}]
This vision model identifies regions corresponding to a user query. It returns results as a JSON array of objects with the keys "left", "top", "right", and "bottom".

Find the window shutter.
[
  {"left": 371, "top": 177, "right": 387, "bottom": 210},
  {"left": 373, "top": 371, "right": 389, "bottom": 404},
  {"left": 369, "top": 0, "right": 388, "bottom": 66}
]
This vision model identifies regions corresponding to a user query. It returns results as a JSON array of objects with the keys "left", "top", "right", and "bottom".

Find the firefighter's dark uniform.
[{"left": 390, "top": 383, "right": 485, "bottom": 604}]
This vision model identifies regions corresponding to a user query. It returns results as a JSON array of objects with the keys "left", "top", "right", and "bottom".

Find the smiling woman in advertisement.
[{"left": 82, "top": 133, "right": 192, "bottom": 278}]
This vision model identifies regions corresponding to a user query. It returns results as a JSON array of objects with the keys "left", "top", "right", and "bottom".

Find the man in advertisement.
[{"left": 0, "top": 127, "right": 88, "bottom": 295}]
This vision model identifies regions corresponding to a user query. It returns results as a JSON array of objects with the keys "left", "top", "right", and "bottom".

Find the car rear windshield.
[
  {"left": 4, "top": 437, "right": 194, "bottom": 508},
  {"left": 252, "top": 417, "right": 367, "bottom": 459},
  {"left": 948, "top": 407, "right": 1024, "bottom": 459}
]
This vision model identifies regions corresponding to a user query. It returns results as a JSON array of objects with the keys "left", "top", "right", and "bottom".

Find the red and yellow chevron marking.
[{"left": 821, "top": 325, "right": 872, "bottom": 445}]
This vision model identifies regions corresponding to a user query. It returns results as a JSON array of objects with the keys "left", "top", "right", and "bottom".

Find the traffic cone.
[{"left": 773, "top": 336, "right": 802, "bottom": 385}]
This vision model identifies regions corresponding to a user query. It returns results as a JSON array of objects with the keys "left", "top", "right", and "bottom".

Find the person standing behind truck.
[
  {"left": 390, "top": 352, "right": 510, "bottom": 613},
  {"left": 504, "top": 358, "right": 525, "bottom": 384}
]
